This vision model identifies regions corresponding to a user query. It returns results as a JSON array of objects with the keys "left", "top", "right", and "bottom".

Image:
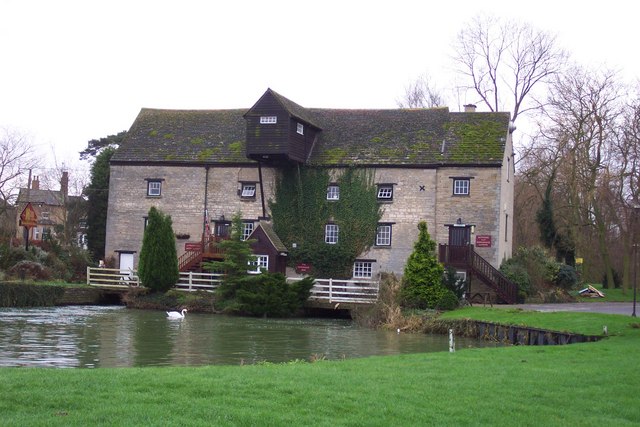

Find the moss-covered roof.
[
  {"left": 112, "top": 108, "right": 248, "bottom": 164},
  {"left": 113, "top": 91, "right": 510, "bottom": 166}
]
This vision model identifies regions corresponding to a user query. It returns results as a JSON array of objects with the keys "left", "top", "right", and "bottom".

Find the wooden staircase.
[
  {"left": 438, "top": 244, "right": 517, "bottom": 304},
  {"left": 178, "top": 234, "right": 226, "bottom": 272}
]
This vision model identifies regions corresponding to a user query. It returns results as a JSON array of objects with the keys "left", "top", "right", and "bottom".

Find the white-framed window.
[
  {"left": 297, "top": 122, "right": 304, "bottom": 135},
  {"left": 353, "top": 261, "right": 373, "bottom": 279},
  {"left": 33, "top": 227, "right": 40, "bottom": 240},
  {"left": 41, "top": 211, "right": 50, "bottom": 220},
  {"left": 327, "top": 185, "right": 340, "bottom": 201},
  {"left": 325, "top": 224, "right": 339, "bottom": 244},
  {"left": 453, "top": 179, "right": 470, "bottom": 195},
  {"left": 260, "top": 116, "right": 277, "bottom": 124},
  {"left": 241, "top": 183, "right": 256, "bottom": 198},
  {"left": 242, "top": 222, "right": 254, "bottom": 241},
  {"left": 377, "top": 185, "right": 393, "bottom": 201},
  {"left": 376, "top": 224, "right": 392, "bottom": 246},
  {"left": 248, "top": 255, "right": 269, "bottom": 274},
  {"left": 147, "top": 180, "right": 162, "bottom": 196}
]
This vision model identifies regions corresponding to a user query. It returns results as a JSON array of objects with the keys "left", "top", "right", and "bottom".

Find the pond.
[{"left": 0, "top": 306, "right": 497, "bottom": 368}]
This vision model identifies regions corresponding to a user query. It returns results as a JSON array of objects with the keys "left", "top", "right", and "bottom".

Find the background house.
[
  {"left": 105, "top": 89, "right": 515, "bottom": 301},
  {"left": 14, "top": 172, "right": 87, "bottom": 248}
]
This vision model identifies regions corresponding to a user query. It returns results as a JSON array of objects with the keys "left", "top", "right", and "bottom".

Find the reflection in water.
[{"left": 0, "top": 306, "right": 498, "bottom": 368}]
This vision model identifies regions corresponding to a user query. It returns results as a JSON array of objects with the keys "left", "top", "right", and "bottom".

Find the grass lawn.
[
  {"left": 571, "top": 283, "right": 638, "bottom": 302},
  {"left": 1, "top": 308, "right": 639, "bottom": 426}
]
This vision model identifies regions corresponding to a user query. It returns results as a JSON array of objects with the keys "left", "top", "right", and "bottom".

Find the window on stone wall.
[
  {"left": 240, "top": 183, "right": 256, "bottom": 198},
  {"left": 377, "top": 184, "right": 394, "bottom": 201},
  {"left": 453, "top": 178, "right": 470, "bottom": 196},
  {"left": 147, "top": 180, "right": 162, "bottom": 197},
  {"left": 376, "top": 224, "right": 392, "bottom": 246},
  {"left": 353, "top": 261, "right": 373, "bottom": 279}
]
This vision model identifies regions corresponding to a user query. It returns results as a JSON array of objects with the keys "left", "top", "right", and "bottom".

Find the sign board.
[
  {"left": 19, "top": 202, "right": 38, "bottom": 228},
  {"left": 296, "top": 263, "right": 312, "bottom": 274},
  {"left": 184, "top": 242, "right": 203, "bottom": 251},
  {"left": 475, "top": 235, "right": 492, "bottom": 248}
]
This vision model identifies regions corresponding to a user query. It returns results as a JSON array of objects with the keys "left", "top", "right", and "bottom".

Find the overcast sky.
[{"left": 1, "top": 0, "right": 637, "bottom": 180}]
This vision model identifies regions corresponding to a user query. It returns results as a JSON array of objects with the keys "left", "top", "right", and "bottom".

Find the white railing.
[
  {"left": 87, "top": 267, "right": 221, "bottom": 292},
  {"left": 289, "top": 277, "right": 379, "bottom": 304},
  {"left": 87, "top": 267, "right": 378, "bottom": 303},
  {"left": 174, "top": 271, "right": 223, "bottom": 292},
  {"left": 86, "top": 267, "right": 140, "bottom": 287}
]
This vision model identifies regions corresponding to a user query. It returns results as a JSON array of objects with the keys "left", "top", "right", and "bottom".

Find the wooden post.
[{"left": 449, "top": 329, "right": 455, "bottom": 353}]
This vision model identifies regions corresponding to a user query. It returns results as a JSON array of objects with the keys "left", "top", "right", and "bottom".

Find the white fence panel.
[{"left": 289, "top": 277, "right": 379, "bottom": 304}]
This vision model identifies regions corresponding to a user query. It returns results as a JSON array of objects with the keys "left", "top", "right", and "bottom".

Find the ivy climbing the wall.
[{"left": 269, "top": 166, "right": 382, "bottom": 278}]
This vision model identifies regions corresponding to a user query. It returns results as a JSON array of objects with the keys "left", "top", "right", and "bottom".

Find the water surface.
[{"left": 0, "top": 306, "right": 495, "bottom": 368}]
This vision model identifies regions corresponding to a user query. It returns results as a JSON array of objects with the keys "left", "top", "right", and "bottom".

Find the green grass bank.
[{"left": 1, "top": 308, "right": 639, "bottom": 426}]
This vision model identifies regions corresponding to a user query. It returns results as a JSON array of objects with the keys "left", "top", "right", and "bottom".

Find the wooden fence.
[{"left": 87, "top": 267, "right": 379, "bottom": 303}]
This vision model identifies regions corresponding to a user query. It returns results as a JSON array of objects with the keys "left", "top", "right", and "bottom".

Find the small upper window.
[
  {"left": 297, "top": 122, "right": 304, "bottom": 135},
  {"left": 241, "top": 183, "right": 256, "bottom": 198},
  {"left": 147, "top": 181, "right": 162, "bottom": 196},
  {"left": 260, "top": 116, "right": 277, "bottom": 124},
  {"left": 377, "top": 185, "right": 393, "bottom": 201},
  {"left": 327, "top": 185, "right": 340, "bottom": 201},
  {"left": 453, "top": 179, "right": 470, "bottom": 196},
  {"left": 41, "top": 211, "right": 50, "bottom": 220}
]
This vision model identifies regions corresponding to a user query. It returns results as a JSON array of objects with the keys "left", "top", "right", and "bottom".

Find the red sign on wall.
[
  {"left": 296, "top": 263, "right": 312, "bottom": 274},
  {"left": 185, "top": 242, "right": 202, "bottom": 251},
  {"left": 475, "top": 235, "right": 492, "bottom": 248}
]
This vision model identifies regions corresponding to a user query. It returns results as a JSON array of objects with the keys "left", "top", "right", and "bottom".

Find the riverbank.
[{"left": 1, "top": 308, "right": 638, "bottom": 426}]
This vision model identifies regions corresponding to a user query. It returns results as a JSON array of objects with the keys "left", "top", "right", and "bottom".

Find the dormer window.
[
  {"left": 297, "top": 122, "right": 304, "bottom": 135},
  {"left": 260, "top": 116, "right": 277, "bottom": 124}
]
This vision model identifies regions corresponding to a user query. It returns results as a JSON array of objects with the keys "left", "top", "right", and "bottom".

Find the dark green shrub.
[
  {"left": 0, "top": 282, "right": 65, "bottom": 307},
  {"left": 442, "top": 267, "right": 466, "bottom": 299},
  {"left": 435, "top": 288, "right": 459, "bottom": 311},
  {"left": 500, "top": 259, "right": 531, "bottom": 296},
  {"left": 554, "top": 264, "right": 578, "bottom": 290},
  {"left": 226, "top": 273, "right": 314, "bottom": 317}
]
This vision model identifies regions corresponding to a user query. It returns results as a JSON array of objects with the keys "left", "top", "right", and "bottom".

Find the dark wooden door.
[{"left": 448, "top": 225, "right": 471, "bottom": 246}]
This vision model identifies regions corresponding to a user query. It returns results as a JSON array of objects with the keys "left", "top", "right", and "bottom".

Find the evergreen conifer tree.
[
  {"left": 401, "top": 221, "right": 447, "bottom": 308},
  {"left": 138, "top": 206, "right": 179, "bottom": 292}
]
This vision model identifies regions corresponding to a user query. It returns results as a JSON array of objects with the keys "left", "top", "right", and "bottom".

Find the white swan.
[{"left": 166, "top": 309, "right": 187, "bottom": 319}]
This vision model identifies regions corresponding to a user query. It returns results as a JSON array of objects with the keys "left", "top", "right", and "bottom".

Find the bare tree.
[
  {"left": 397, "top": 74, "right": 445, "bottom": 108},
  {"left": 541, "top": 67, "right": 623, "bottom": 286},
  {"left": 452, "top": 14, "right": 566, "bottom": 124},
  {"left": 0, "top": 127, "right": 39, "bottom": 210}
]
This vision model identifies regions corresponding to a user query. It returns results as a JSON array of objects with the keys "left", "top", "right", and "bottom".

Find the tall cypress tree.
[
  {"left": 85, "top": 146, "right": 116, "bottom": 261},
  {"left": 138, "top": 207, "right": 179, "bottom": 292}
]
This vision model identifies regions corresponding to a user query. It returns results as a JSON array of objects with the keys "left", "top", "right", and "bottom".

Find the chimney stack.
[
  {"left": 32, "top": 176, "right": 40, "bottom": 190},
  {"left": 463, "top": 104, "right": 477, "bottom": 113},
  {"left": 61, "top": 171, "right": 69, "bottom": 198}
]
